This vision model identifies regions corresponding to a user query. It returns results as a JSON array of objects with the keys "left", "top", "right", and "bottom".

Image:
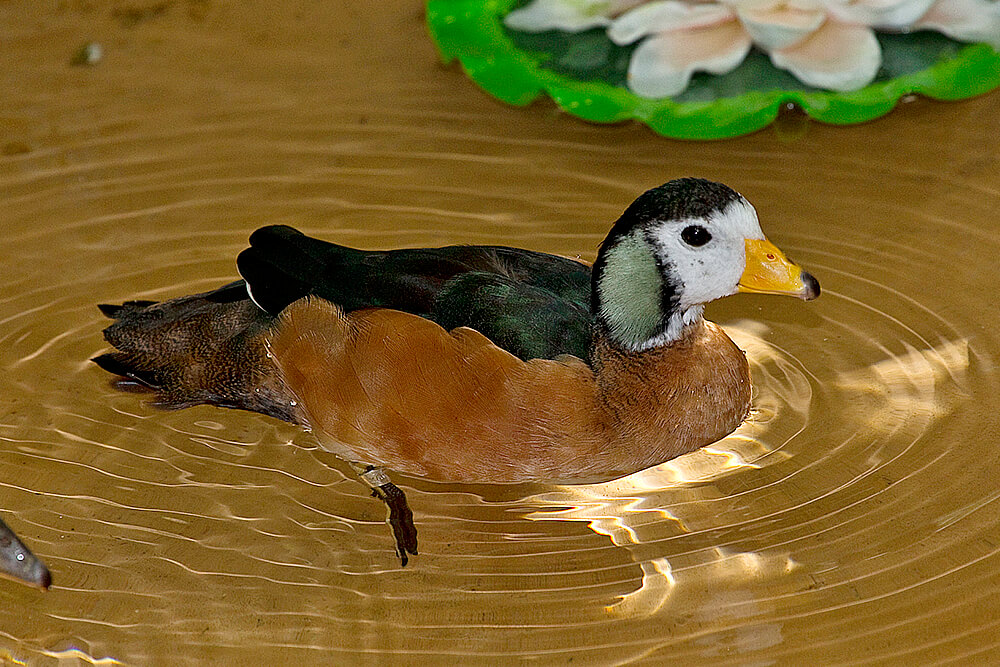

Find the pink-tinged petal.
[
  {"left": 609, "top": 1, "right": 736, "bottom": 45},
  {"left": 736, "top": 2, "right": 827, "bottom": 50},
  {"left": 916, "top": 0, "right": 1000, "bottom": 49},
  {"left": 505, "top": 0, "right": 614, "bottom": 33},
  {"left": 625, "top": 21, "right": 752, "bottom": 97},
  {"left": 608, "top": 0, "right": 650, "bottom": 13},
  {"left": 823, "top": 0, "right": 938, "bottom": 29},
  {"left": 770, "top": 20, "right": 881, "bottom": 91}
]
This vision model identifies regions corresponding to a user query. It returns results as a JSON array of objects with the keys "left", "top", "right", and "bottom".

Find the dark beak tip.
[{"left": 802, "top": 272, "right": 821, "bottom": 301}]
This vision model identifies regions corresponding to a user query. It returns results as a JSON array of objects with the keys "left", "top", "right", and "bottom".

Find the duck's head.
[
  {"left": 592, "top": 178, "right": 819, "bottom": 352},
  {"left": 0, "top": 518, "right": 51, "bottom": 590}
]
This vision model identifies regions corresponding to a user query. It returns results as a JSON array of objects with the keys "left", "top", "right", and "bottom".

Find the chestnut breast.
[{"left": 267, "top": 298, "right": 751, "bottom": 483}]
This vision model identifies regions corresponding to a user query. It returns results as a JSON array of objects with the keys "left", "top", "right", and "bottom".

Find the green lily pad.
[{"left": 426, "top": 0, "right": 1000, "bottom": 139}]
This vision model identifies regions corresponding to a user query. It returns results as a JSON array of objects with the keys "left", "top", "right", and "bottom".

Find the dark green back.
[{"left": 237, "top": 225, "right": 594, "bottom": 361}]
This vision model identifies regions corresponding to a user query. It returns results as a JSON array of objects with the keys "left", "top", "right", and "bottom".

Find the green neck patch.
[{"left": 596, "top": 231, "right": 667, "bottom": 350}]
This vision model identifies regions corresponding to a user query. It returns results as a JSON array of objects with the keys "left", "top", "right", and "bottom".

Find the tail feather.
[
  {"left": 94, "top": 283, "right": 301, "bottom": 423},
  {"left": 92, "top": 352, "right": 160, "bottom": 389},
  {"left": 98, "top": 300, "right": 158, "bottom": 318}
]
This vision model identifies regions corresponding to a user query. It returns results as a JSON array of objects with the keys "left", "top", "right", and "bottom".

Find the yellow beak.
[{"left": 738, "top": 239, "right": 820, "bottom": 300}]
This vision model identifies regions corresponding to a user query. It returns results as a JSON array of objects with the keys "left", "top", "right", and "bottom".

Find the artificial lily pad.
[{"left": 426, "top": 0, "right": 1000, "bottom": 139}]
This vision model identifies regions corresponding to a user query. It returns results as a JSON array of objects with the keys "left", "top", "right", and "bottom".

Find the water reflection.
[
  {"left": 0, "top": 1, "right": 997, "bottom": 661},
  {"left": 522, "top": 328, "right": 970, "bottom": 626},
  {"left": 36, "top": 648, "right": 123, "bottom": 665},
  {"left": 833, "top": 338, "right": 969, "bottom": 437}
]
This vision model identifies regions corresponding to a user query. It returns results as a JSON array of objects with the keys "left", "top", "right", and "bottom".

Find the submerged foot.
[
  {"left": 371, "top": 483, "right": 418, "bottom": 566},
  {"left": 359, "top": 466, "right": 418, "bottom": 566}
]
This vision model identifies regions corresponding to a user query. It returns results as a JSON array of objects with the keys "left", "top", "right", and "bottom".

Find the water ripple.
[{"left": 0, "top": 4, "right": 997, "bottom": 662}]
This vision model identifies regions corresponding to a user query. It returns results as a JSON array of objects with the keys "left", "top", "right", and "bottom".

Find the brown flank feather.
[{"left": 267, "top": 297, "right": 751, "bottom": 484}]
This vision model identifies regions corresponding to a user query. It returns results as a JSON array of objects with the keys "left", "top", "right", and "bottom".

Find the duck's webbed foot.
[{"left": 357, "top": 466, "right": 418, "bottom": 566}]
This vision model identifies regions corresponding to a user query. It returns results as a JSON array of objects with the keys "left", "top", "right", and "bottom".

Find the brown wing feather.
[
  {"left": 268, "top": 298, "right": 606, "bottom": 481},
  {"left": 267, "top": 298, "right": 751, "bottom": 484}
]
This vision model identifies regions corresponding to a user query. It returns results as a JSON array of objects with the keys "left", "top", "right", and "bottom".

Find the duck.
[
  {"left": 94, "top": 178, "right": 819, "bottom": 565},
  {"left": 0, "top": 515, "right": 51, "bottom": 590}
]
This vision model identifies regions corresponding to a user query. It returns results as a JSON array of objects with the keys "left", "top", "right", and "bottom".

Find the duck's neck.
[{"left": 592, "top": 230, "right": 701, "bottom": 351}]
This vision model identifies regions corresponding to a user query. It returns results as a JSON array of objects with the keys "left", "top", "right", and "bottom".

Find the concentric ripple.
[{"left": 0, "top": 1, "right": 998, "bottom": 664}]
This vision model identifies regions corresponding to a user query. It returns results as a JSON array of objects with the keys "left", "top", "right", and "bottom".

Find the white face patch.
[{"left": 647, "top": 198, "right": 765, "bottom": 310}]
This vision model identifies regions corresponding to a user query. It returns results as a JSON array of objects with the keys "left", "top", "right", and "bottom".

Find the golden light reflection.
[
  {"left": 523, "top": 331, "right": 971, "bottom": 620},
  {"left": 0, "top": 651, "right": 28, "bottom": 666},
  {"left": 606, "top": 549, "right": 800, "bottom": 618},
  {"left": 38, "top": 649, "right": 123, "bottom": 665},
  {"left": 607, "top": 556, "right": 674, "bottom": 616},
  {"left": 833, "top": 338, "right": 969, "bottom": 437}
]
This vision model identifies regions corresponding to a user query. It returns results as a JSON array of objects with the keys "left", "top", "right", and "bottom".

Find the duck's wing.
[
  {"left": 432, "top": 271, "right": 592, "bottom": 362},
  {"left": 236, "top": 225, "right": 594, "bottom": 361},
  {"left": 268, "top": 298, "right": 602, "bottom": 483}
]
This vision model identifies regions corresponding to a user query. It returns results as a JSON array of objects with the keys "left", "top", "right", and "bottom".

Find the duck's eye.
[{"left": 681, "top": 225, "right": 712, "bottom": 247}]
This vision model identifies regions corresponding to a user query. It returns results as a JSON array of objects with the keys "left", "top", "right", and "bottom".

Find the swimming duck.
[
  {"left": 94, "top": 178, "right": 819, "bottom": 565},
  {"left": 0, "top": 515, "right": 51, "bottom": 590}
]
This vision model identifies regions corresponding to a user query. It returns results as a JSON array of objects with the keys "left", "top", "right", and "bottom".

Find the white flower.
[
  {"left": 504, "top": 0, "right": 1000, "bottom": 97},
  {"left": 608, "top": 0, "right": 885, "bottom": 95},
  {"left": 505, "top": 0, "right": 648, "bottom": 32},
  {"left": 911, "top": 0, "right": 1000, "bottom": 49}
]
